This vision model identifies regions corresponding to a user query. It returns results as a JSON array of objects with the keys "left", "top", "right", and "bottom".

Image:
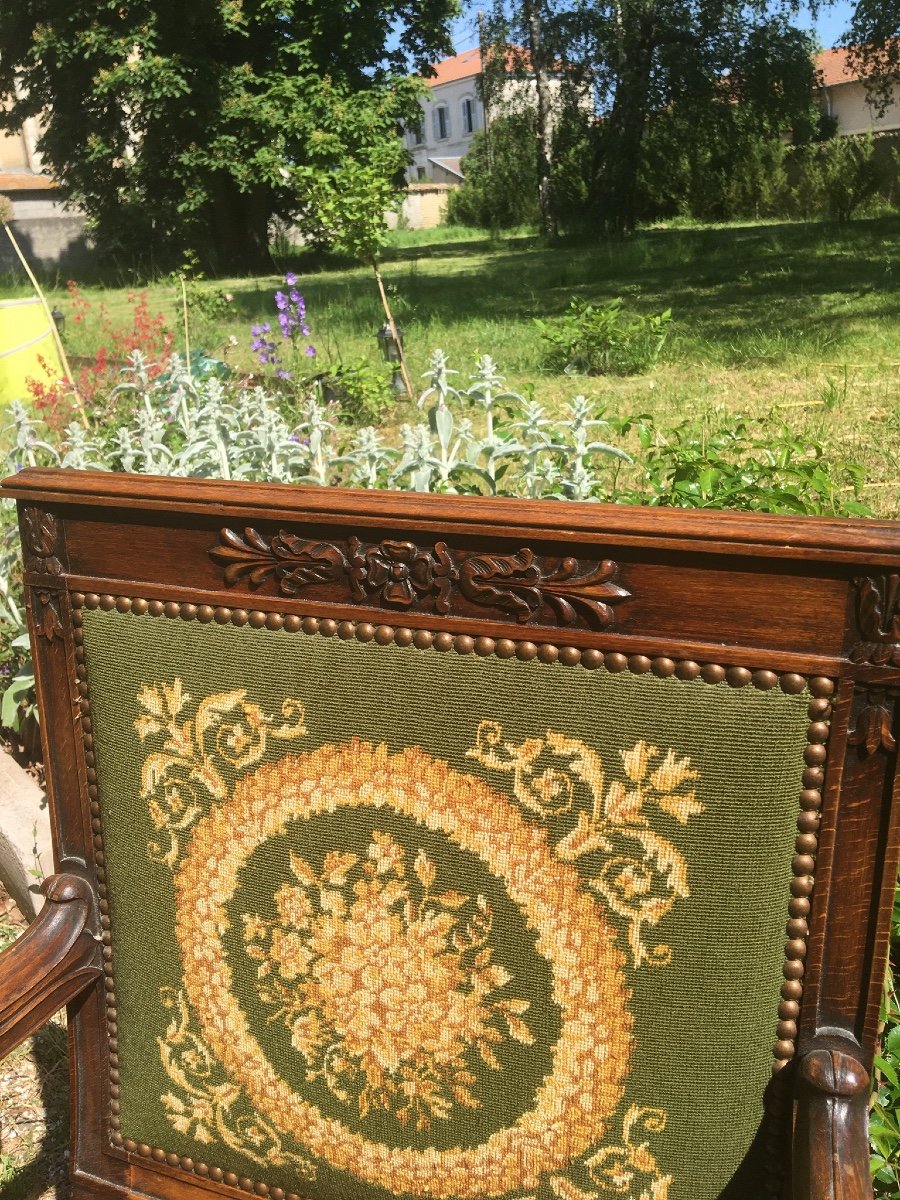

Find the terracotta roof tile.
[
  {"left": 817, "top": 48, "right": 858, "bottom": 88},
  {"left": 426, "top": 48, "right": 483, "bottom": 86},
  {"left": 425, "top": 46, "right": 532, "bottom": 87}
]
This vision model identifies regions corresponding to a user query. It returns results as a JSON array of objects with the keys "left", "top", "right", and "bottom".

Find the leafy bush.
[
  {"left": 872, "top": 882, "right": 900, "bottom": 1195},
  {"left": 639, "top": 116, "right": 794, "bottom": 223},
  {"left": 793, "top": 132, "right": 886, "bottom": 222},
  {"left": 445, "top": 114, "right": 540, "bottom": 230},
  {"left": 536, "top": 298, "right": 672, "bottom": 376}
]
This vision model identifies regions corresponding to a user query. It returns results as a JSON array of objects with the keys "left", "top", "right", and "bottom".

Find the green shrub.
[
  {"left": 535, "top": 298, "right": 672, "bottom": 376},
  {"left": 871, "top": 878, "right": 900, "bottom": 1196},
  {"left": 792, "top": 132, "right": 886, "bottom": 222},
  {"left": 630, "top": 410, "right": 871, "bottom": 515},
  {"left": 445, "top": 114, "right": 540, "bottom": 230}
]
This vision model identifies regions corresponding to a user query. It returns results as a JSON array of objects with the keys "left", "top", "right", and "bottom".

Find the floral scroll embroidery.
[
  {"left": 159, "top": 987, "right": 316, "bottom": 1177},
  {"left": 135, "top": 678, "right": 306, "bottom": 867},
  {"left": 467, "top": 724, "right": 703, "bottom": 968},
  {"left": 243, "top": 831, "right": 534, "bottom": 1131},
  {"left": 544, "top": 1107, "right": 672, "bottom": 1200}
]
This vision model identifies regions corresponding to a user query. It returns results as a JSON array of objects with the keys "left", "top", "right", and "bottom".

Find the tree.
[
  {"left": 445, "top": 113, "right": 541, "bottom": 228},
  {"left": 0, "top": 0, "right": 455, "bottom": 272},
  {"left": 482, "top": 0, "right": 820, "bottom": 236},
  {"left": 478, "top": 7, "right": 565, "bottom": 238},
  {"left": 292, "top": 85, "right": 418, "bottom": 394},
  {"left": 636, "top": 19, "right": 820, "bottom": 221},
  {"left": 586, "top": 7, "right": 819, "bottom": 233}
]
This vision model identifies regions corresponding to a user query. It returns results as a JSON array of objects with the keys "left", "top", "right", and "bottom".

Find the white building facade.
[
  {"left": 817, "top": 48, "right": 900, "bottom": 135},
  {"left": 405, "top": 48, "right": 486, "bottom": 185}
]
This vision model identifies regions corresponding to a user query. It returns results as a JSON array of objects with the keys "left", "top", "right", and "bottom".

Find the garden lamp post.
[
  {"left": 51, "top": 306, "right": 65, "bottom": 336},
  {"left": 376, "top": 323, "right": 408, "bottom": 396}
]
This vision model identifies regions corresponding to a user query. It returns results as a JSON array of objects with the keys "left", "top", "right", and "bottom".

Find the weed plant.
[
  {"left": 535, "top": 297, "right": 672, "bottom": 376},
  {"left": 872, "top": 878, "right": 900, "bottom": 1197}
]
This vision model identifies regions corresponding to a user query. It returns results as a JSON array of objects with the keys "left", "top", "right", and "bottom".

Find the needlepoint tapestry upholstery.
[{"left": 80, "top": 608, "right": 812, "bottom": 1200}]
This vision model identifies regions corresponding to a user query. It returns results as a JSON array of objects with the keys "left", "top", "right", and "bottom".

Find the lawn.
[{"left": 6, "top": 215, "right": 900, "bottom": 516}]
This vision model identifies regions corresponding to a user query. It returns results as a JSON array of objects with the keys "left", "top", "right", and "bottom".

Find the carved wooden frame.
[{"left": 0, "top": 466, "right": 898, "bottom": 1200}]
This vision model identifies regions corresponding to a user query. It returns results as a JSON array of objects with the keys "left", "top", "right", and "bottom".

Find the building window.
[
  {"left": 417, "top": 166, "right": 427, "bottom": 180},
  {"left": 409, "top": 118, "right": 424, "bottom": 147},
  {"left": 434, "top": 105, "right": 449, "bottom": 140},
  {"left": 462, "top": 97, "right": 476, "bottom": 135}
]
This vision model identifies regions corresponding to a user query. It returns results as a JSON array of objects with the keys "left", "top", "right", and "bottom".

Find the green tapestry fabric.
[{"left": 81, "top": 608, "right": 813, "bottom": 1200}]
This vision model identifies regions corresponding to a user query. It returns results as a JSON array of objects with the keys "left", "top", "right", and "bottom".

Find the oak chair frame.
[{"left": 0, "top": 466, "right": 898, "bottom": 1200}]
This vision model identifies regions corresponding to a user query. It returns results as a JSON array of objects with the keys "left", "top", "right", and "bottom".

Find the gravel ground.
[{"left": 0, "top": 885, "right": 70, "bottom": 1200}]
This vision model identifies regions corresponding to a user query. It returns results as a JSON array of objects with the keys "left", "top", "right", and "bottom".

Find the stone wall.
[
  {"left": 386, "top": 184, "right": 452, "bottom": 231},
  {"left": 0, "top": 213, "right": 92, "bottom": 271}
]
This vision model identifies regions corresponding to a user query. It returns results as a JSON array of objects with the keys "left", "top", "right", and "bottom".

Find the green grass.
[{"left": 5, "top": 215, "right": 900, "bottom": 515}]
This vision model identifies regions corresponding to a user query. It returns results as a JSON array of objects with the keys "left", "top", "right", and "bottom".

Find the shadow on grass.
[{"left": 219, "top": 216, "right": 900, "bottom": 365}]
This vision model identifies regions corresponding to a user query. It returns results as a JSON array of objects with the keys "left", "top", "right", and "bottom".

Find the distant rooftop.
[
  {"left": 426, "top": 48, "right": 483, "bottom": 87},
  {"left": 425, "top": 46, "right": 533, "bottom": 87},
  {"left": 817, "top": 48, "right": 860, "bottom": 87}
]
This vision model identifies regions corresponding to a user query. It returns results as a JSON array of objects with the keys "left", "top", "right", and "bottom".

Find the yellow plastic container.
[{"left": 0, "top": 297, "right": 64, "bottom": 405}]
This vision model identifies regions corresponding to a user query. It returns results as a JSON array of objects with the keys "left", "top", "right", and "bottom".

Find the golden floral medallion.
[{"left": 173, "top": 739, "right": 633, "bottom": 1199}]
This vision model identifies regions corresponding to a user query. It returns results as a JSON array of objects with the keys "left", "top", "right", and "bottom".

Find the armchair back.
[{"left": 1, "top": 467, "right": 898, "bottom": 1200}]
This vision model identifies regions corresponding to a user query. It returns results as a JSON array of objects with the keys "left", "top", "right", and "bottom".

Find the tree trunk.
[
  {"left": 598, "top": 19, "right": 655, "bottom": 236},
  {"left": 204, "top": 180, "right": 274, "bottom": 275},
  {"left": 523, "top": 0, "right": 557, "bottom": 239}
]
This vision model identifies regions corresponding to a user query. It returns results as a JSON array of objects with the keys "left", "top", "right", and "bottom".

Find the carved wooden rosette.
[{"left": 208, "top": 528, "right": 632, "bottom": 630}]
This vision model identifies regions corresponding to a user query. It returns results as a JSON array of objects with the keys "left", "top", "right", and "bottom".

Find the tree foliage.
[
  {"left": 482, "top": 0, "right": 820, "bottom": 234},
  {"left": 446, "top": 114, "right": 541, "bottom": 228},
  {"left": 845, "top": 0, "right": 900, "bottom": 109},
  {"left": 0, "top": 0, "right": 455, "bottom": 270}
]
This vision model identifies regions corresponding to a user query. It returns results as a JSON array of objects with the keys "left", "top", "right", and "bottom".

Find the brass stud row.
[
  {"left": 71, "top": 605, "right": 121, "bottom": 1134},
  {"left": 116, "top": 1139, "right": 300, "bottom": 1199},
  {"left": 71, "top": 593, "right": 830, "bottom": 694},
  {"left": 769, "top": 684, "right": 833, "bottom": 1085}
]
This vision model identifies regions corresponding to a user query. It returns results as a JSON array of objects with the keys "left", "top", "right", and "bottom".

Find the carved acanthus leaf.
[
  {"left": 209, "top": 529, "right": 632, "bottom": 630},
  {"left": 32, "top": 589, "right": 63, "bottom": 641},
  {"left": 851, "top": 574, "right": 900, "bottom": 666},
  {"left": 849, "top": 687, "right": 898, "bottom": 757},
  {"left": 21, "top": 508, "right": 62, "bottom": 575}
]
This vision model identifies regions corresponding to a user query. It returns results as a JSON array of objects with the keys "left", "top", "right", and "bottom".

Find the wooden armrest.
[
  {"left": 0, "top": 872, "right": 102, "bottom": 1058},
  {"left": 792, "top": 1033, "right": 872, "bottom": 1200}
]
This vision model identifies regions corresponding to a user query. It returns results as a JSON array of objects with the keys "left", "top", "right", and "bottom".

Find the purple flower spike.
[
  {"left": 276, "top": 369, "right": 292, "bottom": 380},
  {"left": 284, "top": 272, "right": 298, "bottom": 286},
  {"left": 300, "top": 324, "right": 310, "bottom": 336},
  {"left": 305, "top": 345, "right": 317, "bottom": 357},
  {"left": 251, "top": 324, "right": 263, "bottom": 336},
  {"left": 275, "top": 291, "right": 288, "bottom": 311},
  {"left": 289, "top": 289, "right": 302, "bottom": 305}
]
